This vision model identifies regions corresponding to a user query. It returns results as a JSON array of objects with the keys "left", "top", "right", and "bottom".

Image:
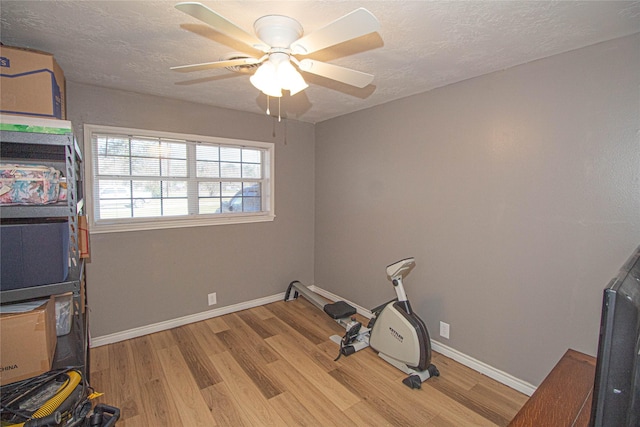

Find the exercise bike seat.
[{"left": 324, "top": 301, "right": 357, "bottom": 319}]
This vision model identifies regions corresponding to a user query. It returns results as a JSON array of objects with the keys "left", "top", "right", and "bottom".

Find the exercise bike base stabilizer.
[{"left": 285, "top": 257, "right": 439, "bottom": 389}]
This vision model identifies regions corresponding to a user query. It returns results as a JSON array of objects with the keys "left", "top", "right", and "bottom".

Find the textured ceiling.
[{"left": 1, "top": 1, "right": 639, "bottom": 123}]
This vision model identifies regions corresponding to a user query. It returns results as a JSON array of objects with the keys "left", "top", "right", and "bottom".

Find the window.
[{"left": 84, "top": 124, "right": 274, "bottom": 233}]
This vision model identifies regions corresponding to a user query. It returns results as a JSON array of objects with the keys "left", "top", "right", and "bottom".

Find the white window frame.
[{"left": 84, "top": 124, "right": 275, "bottom": 234}]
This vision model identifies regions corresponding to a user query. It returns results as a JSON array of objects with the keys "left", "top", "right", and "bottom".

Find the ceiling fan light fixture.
[
  {"left": 250, "top": 61, "right": 283, "bottom": 97},
  {"left": 250, "top": 56, "right": 308, "bottom": 97},
  {"left": 276, "top": 60, "right": 308, "bottom": 95}
]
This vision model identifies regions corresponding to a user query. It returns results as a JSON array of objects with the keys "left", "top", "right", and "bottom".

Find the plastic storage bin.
[{"left": 0, "top": 219, "right": 69, "bottom": 290}]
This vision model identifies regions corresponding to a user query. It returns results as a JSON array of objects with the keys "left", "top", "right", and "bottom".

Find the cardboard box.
[
  {"left": 0, "top": 297, "right": 57, "bottom": 385},
  {"left": 0, "top": 45, "right": 66, "bottom": 119}
]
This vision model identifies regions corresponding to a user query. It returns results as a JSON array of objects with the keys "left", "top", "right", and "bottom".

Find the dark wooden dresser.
[{"left": 509, "top": 349, "right": 596, "bottom": 427}]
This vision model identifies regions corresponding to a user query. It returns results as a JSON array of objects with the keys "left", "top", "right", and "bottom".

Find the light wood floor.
[{"left": 89, "top": 297, "right": 528, "bottom": 426}]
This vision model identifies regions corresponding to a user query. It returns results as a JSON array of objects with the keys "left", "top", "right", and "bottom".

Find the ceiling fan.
[{"left": 171, "top": 2, "right": 381, "bottom": 98}]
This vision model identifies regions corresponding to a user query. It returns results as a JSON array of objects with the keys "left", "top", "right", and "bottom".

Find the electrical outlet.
[
  {"left": 440, "top": 321, "right": 450, "bottom": 339},
  {"left": 208, "top": 292, "right": 217, "bottom": 306}
]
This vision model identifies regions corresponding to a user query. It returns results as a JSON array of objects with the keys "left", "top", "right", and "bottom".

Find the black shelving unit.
[{"left": 0, "top": 124, "right": 88, "bottom": 377}]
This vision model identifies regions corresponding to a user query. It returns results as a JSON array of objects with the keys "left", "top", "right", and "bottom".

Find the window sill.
[{"left": 90, "top": 213, "right": 276, "bottom": 234}]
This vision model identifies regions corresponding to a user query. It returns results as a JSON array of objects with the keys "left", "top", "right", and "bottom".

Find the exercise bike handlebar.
[
  {"left": 386, "top": 257, "right": 416, "bottom": 303},
  {"left": 386, "top": 257, "right": 415, "bottom": 281}
]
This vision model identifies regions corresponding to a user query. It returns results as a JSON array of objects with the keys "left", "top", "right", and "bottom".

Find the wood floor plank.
[
  {"left": 138, "top": 377, "right": 183, "bottom": 426},
  {"left": 265, "top": 359, "right": 346, "bottom": 427},
  {"left": 235, "top": 309, "right": 277, "bottom": 339},
  {"left": 329, "top": 364, "right": 437, "bottom": 425},
  {"left": 107, "top": 340, "right": 142, "bottom": 422},
  {"left": 186, "top": 320, "right": 228, "bottom": 355},
  {"left": 265, "top": 333, "right": 361, "bottom": 411},
  {"left": 265, "top": 301, "right": 333, "bottom": 345},
  {"left": 209, "top": 351, "right": 287, "bottom": 426},
  {"left": 428, "top": 377, "right": 512, "bottom": 426},
  {"left": 89, "top": 344, "right": 109, "bottom": 374},
  {"left": 205, "top": 315, "right": 230, "bottom": 333},
  {"left": 200, "top": 382, "right": 252, "bottom": 427},
  {"left": 216, "top": 328, "right": 284, "bottom": 399},
  {"left": 422, "top": 383, "right": 508, "bottom": 426},
  {"left": 220, "top": 313, "right": 280, "bottom": 364},
  {"left": 128, "top": 334, "right": 163, "bottom": 381},
  {"left": 347, "top": 400, "right": 398, "bottom": 426},
  {"left": 269, "top": 391, "right": 323, "bottom": 426},
  {"left": 263, "top": 316, "right": 340, "bottom": 372},
  {"left": 156, "top": 345, "right": 218, "bottom": 426},
  {"left": 148, "top": 328, "right": 177, "bottom": 350},
  {"left": 249, "top": 304, "right": 276, "bottom": 320},
  {"left": 171, "top": 327, "right": 222, "bottom": 389}
]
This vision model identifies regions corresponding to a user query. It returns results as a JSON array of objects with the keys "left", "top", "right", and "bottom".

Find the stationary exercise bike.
[{"left": 285, "top": 257, "right": 439, "bottom": 389}]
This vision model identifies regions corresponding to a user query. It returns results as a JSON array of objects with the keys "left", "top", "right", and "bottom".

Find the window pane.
[
  {"left": 164, "top": 181, "right": 188, "bottom": 198},
  {"left": 197, "top": 145, "right": 219, "bottom": 161},
  {"left": 217, "top": 183, "right": 262, "bottom": 213},
  {"left": 197, "top": 161, "right": 220, "bottom": 178},
  {"left": 199, "top": 182, "right": 220, "bottom": 197},
  {"left": 243, "top": 197, "right": 261, "bottom": 212},
  {"left": 242, "top": 163, "right": 261, "bottom": 178},
  {"left": 134, "top": 199, "right": 162, "bottom": 217},
  {"left": 221, "top": 182, "right": 241, "bottom": 197},
  {"left": 220, "top": 147, "right": 241, "bottom": 162},
  {"left": 162, "top": 198, "right": 188, "bottom": 216},
  {"left": 131, "top": 138, "right": 159, "bottom": 157},
  {"left": 161, "top": 158, "right": 187, "bottom": 177},
  {"left": 133, "top": 180, "right": 159, "bottom": 198},
  {"left": 98, "top": 154, "right": 130, "bottom": 175},
  {"left": 242, "top": 149, "right": 261, "bottom": 163},
  {"left": 98, "top": 135, "right": 129, "bottom": 156},
  {"left": 199, "top": 198, "right": 221, "bottom": 214},
  {"left": 220, "top": 162, "right": 241, "bottom": 178},
  {"left": 132, "top": 157, "right": 159, "bottom": 176},
  {"left": 98, "top": 180, "right": 131, "bottom": 198},
  {"left": 165, "top": 142, "right": 186, "bottom": 159},
  {"left": 99, "top": 201, "right": 132, "bottom": 219}
]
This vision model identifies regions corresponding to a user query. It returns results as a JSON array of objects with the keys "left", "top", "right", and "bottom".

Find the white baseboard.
[
  {"left": 430, "top": 340, "right": 536, "bottom": 396},
  {"left": 91, "top": 285, "right": 536, "bottom": 396},
  {"left": 90, "top": 292, "right": 285, "bottom": 348}
]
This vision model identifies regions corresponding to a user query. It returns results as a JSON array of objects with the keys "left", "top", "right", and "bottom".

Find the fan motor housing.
[{"left": 254, "top": 15, "right": 303, "bottom": 48}]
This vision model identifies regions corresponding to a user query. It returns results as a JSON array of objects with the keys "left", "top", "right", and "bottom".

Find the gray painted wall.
[
  {"left": 314, "top": 33, "right": 640, "bottom": 386},
  {"left": 67, "top": 83, "right": 315, "bottom": 338}
]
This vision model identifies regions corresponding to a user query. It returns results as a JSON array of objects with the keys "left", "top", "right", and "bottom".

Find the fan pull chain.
[
  {"left": 278, "top": 97, "right": 281, "bottom": 122},
  {"left": 266, "top": 96, "right": 271, "bottom": 115},
  {"left": 272, "top": 115, "right": 276, "bottom": 138}
]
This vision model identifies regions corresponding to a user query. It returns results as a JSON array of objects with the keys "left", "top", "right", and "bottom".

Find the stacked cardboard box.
[{"left": 0, "top": 45, "right": 66, "bottom": 119}]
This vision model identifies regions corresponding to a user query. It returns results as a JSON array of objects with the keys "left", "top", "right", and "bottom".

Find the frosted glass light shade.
[
  {"left": 250, "top": 61, "right": 282, "bottom": 97},
  {"left": 250, "top": 57, "right": 308, "bottom": 97},
  {"left": 277, "top": 61, "right": 308, "bottom": 95}
]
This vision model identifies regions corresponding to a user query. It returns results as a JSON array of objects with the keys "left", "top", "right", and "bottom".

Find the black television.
[{"left": 590, "top": 244, "right": 640, "bottom": 426}]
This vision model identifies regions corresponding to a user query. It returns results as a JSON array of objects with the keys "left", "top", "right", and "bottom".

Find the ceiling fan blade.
[
  {"left": 290, "top": 8, "right": 380, "bottom": 55},
  {"left": 171, "top": 57, "right": 263, "bottom": 73},
  {"left": 175, "top": 2, "right": 269, "bottom": 52},
  {"left": 297, "top": 59, "right": 373, "bottom": 88}
]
